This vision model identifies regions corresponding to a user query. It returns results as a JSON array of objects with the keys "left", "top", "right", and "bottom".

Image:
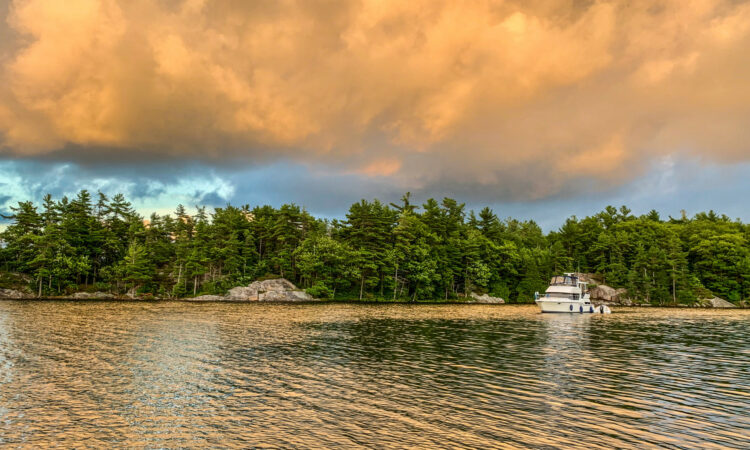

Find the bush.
[
  {"left": 489, "top": 281, "right": 511, "bottom": 299},
  {"left": 172, "top": 284, "right": 187, "bottom": 298},
  {"left": 306, "top": 282, "right": 331, "bottom": 299},
  {"left": 257, "top": 273, "right": 283, "bottom": 282}
]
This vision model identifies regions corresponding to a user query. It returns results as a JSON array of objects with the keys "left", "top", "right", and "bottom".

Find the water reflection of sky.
[{"left": 0, "top": 303, "right": 748, "bottom": 447}]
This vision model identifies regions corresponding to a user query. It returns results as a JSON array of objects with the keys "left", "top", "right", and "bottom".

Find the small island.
[{"left": 1, "top": 191, "right": 748, "bottom": 307}]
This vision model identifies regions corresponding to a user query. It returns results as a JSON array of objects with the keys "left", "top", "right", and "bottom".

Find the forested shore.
[{"left": 1, "top": 191, "right": 748, "bottom": 305}]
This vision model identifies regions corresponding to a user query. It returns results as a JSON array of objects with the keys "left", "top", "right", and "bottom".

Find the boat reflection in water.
[{"left": 0, "top": 302, "right": 746, "bottom": 447}]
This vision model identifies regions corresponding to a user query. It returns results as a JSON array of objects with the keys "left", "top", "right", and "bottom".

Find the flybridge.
[{"left": 549, "top": 274, "right": 580, "bottom": 287}]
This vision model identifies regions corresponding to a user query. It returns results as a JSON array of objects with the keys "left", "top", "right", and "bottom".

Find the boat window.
[
  {"left": 549, "top": 276, "right": 578, "bottom": 286},
  {"left": 545, "top": 292, "right": 580, "bottom": 300}
]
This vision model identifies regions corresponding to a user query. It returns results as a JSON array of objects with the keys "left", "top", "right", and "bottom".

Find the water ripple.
[{"left": 0, "top": 302, "right": 749, "bottom": 448}]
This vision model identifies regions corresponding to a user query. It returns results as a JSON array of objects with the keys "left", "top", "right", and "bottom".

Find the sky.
[{"left": 1, "top": 0, "right": 749, "bottom": 231}]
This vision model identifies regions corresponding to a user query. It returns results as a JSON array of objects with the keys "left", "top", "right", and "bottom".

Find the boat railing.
[{"left": 534, "top": 292, "right": 581, "bottom": 300}]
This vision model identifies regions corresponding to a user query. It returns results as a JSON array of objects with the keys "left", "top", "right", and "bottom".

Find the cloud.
[
  {"left": 0, "top": 160, "right": 235, "bottom": 221},
  {"left": 1, "top": 0, "right": 750, "bottom": 200},
  {"left": 4, "top": 156, "right": 750, "bottom": 235}
]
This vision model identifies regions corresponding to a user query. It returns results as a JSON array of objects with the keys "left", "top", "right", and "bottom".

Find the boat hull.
[{"left": 535, "top": 299, "right": 596, "bottom": 313}]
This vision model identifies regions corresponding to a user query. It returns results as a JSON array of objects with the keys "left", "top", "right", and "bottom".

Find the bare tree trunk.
[
  {"left": 393, "top": 263, "right": 398, "bottom": 300},
  {"left": 359, "top": 274, "right": 365, "bottom": 300},
  {"left": 38, "top": 275, "right": 42, "bottom": 298},
  {"left": 193, "top": 276, "right": 197, "bottom": 296},
  {"left": 464, "top": 268, "right": 469, "bottom": 297}
]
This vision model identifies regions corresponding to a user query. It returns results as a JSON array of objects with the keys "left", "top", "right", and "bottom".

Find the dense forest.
[{"left": 1, "top": 190, "right": 749, "bottom": 304}]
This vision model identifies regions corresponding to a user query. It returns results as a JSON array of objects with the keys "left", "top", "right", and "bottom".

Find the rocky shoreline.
[
  {"left": 0, "top": 279, "right": 319, "bottom": 302},
  {"left": 0, "top": 278, "right": 745, "bottom": 307},
  {"left": 189, "top": 279, "right": 316, "bottom": 302},
  {"left": 588, "top": 283, "right": 740, "bottom": 308}
]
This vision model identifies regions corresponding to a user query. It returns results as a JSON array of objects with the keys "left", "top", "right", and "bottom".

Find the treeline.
[{"left": 1, "top": 191, "right": 749, "bottom": 304}]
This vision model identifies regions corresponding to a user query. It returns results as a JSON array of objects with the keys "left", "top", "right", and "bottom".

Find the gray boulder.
[
  {"left": 468, "top": 292, "right": 505, "bottom": 304},
  {"left": 229, "top": 278, "right": 313, "bottom": 301},
  {"left": 71, "top": 291, "right": 114, "bottom": 299},
  {"left": 190, "top": 294, "right": 226, "bottom": 301},
  {"left": 576, "top": 273, "right": 602, "bottom": 284},
  {"left": 226, "top": 286, "right": 259, "bottom": 300},
  {"left": 701, "top": 297, "right": 736, "bottom": 308},
  {"left": 261, "top": 289, "right": 314, "bottom": 302},
  {"left": 192, "top": 279, "right": 315, "bottom": 302},
  {"left": 0, "top": 288, "right": 33, "bottom": 299},
  {"left": 589, "top": 285, "right": 627, "bottom": 304}
]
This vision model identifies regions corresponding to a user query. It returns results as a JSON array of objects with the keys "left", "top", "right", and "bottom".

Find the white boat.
[{"left": 535, "top": 273, "right": 609, "bottom": 314}]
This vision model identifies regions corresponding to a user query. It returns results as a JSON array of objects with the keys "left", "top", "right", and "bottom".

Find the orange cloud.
[
  {"left": 1, "top": 0, "right": 749, "bottom": 199},
  {"left": 355, "top": 158, "right": 402, "bottom": 177}
]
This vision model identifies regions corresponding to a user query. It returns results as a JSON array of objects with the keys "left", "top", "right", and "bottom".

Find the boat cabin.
[{"left": 541, "top": 273, "right": 589, "bottom": 301}]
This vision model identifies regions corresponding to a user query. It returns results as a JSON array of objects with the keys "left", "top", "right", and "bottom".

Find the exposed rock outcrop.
[
  {"left": 224, "top": 286, "right": 257, "bottom": 300},
  {"left": 190, "top": 294, "right": 225, "bottom": 301},
  {"left": 589, "top": 285, "right": 628, "bottom": 304},
  {"left": 576, "top": 273, "right": 603, "bottom": 284},
  {"left": 260, "top": 289, "right": 315, "bottom": 301},
  {"left": 0, "top": 288, "right": 33, "bottom": 299},
  {"left": 590, "top": 286, "right": 738, "bottom": 308},
  {"left": 70, "top": 291, "right": 115, "bottom": 299},
  {"left": 698, "top": 297, "right": 736, "bottom": 308},
  {"left": 191, "top": 278, "right": 316, "bottom": 302},
  {"left": 468, "top": 292, "right": 505, "bottom": 304}
]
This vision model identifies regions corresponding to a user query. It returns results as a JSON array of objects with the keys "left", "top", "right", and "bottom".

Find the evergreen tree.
[
  {"left": 122, "top": 241, "right": 152, "bottom": 293},
  {"left": 0, "top": 190, "right": 747, "bottom": 305}
]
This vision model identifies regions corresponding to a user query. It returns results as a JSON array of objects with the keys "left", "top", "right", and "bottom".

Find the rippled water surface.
[{"left": 0, "top": 302, "right": 749, "bottom": 448}]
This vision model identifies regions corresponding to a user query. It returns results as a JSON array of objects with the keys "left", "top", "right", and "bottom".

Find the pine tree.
[
  {"left": 0, "top": 191, "right": 748, "bottom": 305},
  {"left": 122, "top": 241, "right": 152, "bottom": 294}
]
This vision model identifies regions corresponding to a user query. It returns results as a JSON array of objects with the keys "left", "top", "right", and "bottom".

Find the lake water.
[{"left": 0, "top": 302, "right": 748, "bottom": 448}]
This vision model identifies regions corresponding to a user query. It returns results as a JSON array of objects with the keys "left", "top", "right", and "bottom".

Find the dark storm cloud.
[
  {"left": 1, "top": 157, "right": 749, "bottom": 232},
  {"left": 1, "top": 0, "right": 750, "bottom": 203}
]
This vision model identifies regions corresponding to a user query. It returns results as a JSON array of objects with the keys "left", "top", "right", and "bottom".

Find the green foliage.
[
  {"left": 0, "top": 271, "right": 31, "bottom": 292},
  {"left": 1, "top": 193, "right": 748, "bottom": 304},
  {"left": 306, "top": 282, "right": 332, "bottom": 299}
]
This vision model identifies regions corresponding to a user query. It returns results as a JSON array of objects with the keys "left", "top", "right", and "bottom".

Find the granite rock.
[{"left": 468, "top": 293, "right": 505, "bottom": 304}]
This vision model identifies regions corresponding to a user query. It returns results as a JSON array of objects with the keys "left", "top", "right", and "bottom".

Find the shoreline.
[{"left": 0, "top": 297, "right": 747, "bottom": 309}]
